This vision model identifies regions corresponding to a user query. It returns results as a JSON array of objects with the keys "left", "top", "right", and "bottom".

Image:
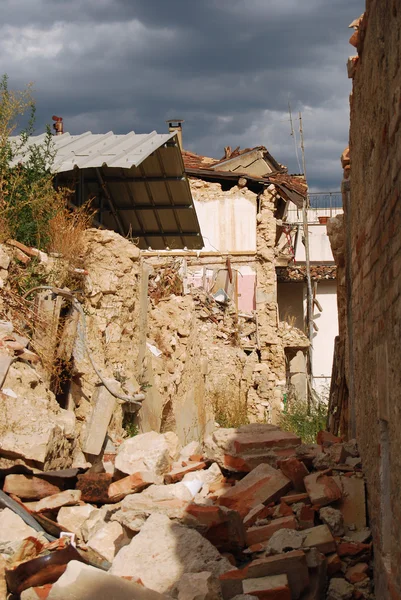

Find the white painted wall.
[
  {"left": 294, "top": 224, "right": 334, "bottom": 263},
  {"left": 194, "top": 195, "right": 257, "bottom": 252},
  {"left": 310, "top": 280, "right": 338, "bottom": 395}
]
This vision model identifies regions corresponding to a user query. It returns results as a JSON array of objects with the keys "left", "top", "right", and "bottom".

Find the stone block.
[
  {"left": 87, "top": 521, "right": 130, "bottom": 563},
  {"left": 304, "top": 471, "right": 342, "bottom": 507},
  {"left": 83, "top": 384, "right": 116, "bottom": 456},
  {"left": 303, "top": 525, "right": 336, "bottom": 554},
  {"left": 57, "top": 505, "right": 95, "bottom": 537},
  {"left": 278, "top": 457, "right": 308, "bottom": 492},
  {"left": 110, "top": 513, "right": 233, "bottom": 594},
  {"left": 115, "top": 431, "right": 171, "bottom": 477},
  {"left": 34, "top": 490, "right": 81, "bottom": 513},
  {"left": 47, "top": 560, "right": 171, "bottom": 600},
  {"left": 245, "top": 516, "right": 297, "bottom": 547},
  {"left": 3, "top": 474, "right": 61, "bottom": 500},
  {"left": 218, "top": 464, "right": 291, "bottom": 517}
]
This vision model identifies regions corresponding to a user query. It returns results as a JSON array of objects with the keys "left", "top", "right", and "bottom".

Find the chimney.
[
  {"left": 52, "top": 115, "right": 64, "bottom": 135},
  {"left": 166, "top": 119, "right": 184, "bottom": 150}
]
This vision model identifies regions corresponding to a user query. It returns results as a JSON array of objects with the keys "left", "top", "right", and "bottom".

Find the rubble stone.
[
  {"left": 265, "top": 529, "right": 306, "bottom": 555},
  {"left": 87, "top": 521, "right": 130, "bottom": 563},
  {"left": 47, "top": 560, "right": 170, "bottom": 600},
  {"left": 57, "top": 504, "right": 94, "bottom": 537},
  {"left": 319, "top": 506, "right": 345, "bottom": 536},
  {"left": 243, "top": 574, "right": 290, "bottom": 599},
  {"left": 326, "top": 578, "right": 354, "bottom": 600},
  {"left": 110, "top": 513, "right": 233, "bottom": 595},
  {"left": 115, "top": 431, "right": 172, "bottom": 476},
  {"left": 34, "top": 489, "right": 81, "bottom": 513},
  {"left": 76, "top": 473, "right": 113, "bottom": 503},
  {"left": 112, "top": 482, "right": 194, "bottom": 531},
  {"left": 177, "top": 571, "right": 222, "bottom": 600},
  {"left": 0, "top": 508, "right": 38, "bottom": 554}
]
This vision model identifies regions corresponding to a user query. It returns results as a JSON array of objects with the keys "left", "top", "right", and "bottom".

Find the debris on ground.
[{"left": 0, "top": 424, "right": 374, "bottom": 599}]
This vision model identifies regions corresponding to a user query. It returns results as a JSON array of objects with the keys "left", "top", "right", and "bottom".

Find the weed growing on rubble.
[
  {"left": 278, "top": 394, "right": 327, "bottom": 444},
  {"left": 211, "top": 392, "right": 248, "bottom": 429}
]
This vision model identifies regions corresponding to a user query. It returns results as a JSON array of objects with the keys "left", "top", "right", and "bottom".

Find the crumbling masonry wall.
[{"left": 340, "top": 4, "right": 401, "bottom": 597}]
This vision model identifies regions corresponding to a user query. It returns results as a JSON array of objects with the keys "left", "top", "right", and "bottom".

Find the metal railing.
[{"left": 286, "top": 192, "right": 343, "bottom": 224}]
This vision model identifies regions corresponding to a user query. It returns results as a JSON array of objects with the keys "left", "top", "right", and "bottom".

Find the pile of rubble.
[{"left": 0, "top": 424, "right": 374, "bottom": 599}]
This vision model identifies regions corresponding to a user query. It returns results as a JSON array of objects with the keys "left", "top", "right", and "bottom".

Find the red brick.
[
  {"left": 245, "top": 516, "right": 297, "bottom": 547},
  {"left": 316, "top": 431, "right": 342, "bottom": 447},
  {"left": 244, "top": 503, "right": 272, "bottom": 527},
  {"left": 246, "top": 551, "right": 309, "bottom": 599},
  {"left": 326, "top": 553, "right": 342, "bottom": 576},
  {"left": 218, "top": 464, "right": 291, "bottom": 517},
  {"left": 345, "top": 562, "right": 369, "bottom": 584},
  {"left": 164, "top": 461, "right": 207, "bottom": 484},
  {"left": 108, "top": 472, "right": 155, "bottom": 502},
  {"left": 304, "top": 470, "right": 342, "bottom": 507},
  {"left": 3, "top": 475, "right": 61, "bottom": 501},
  {"left": 337, "top": 541, "right": 371, "bottom": 557},
  {"left": 281, "top": 492, "right": 310, "bottom": 505},
  {"left": 298, "top": 504, "right": 315, "bottom": 530},
  {"left": 279, "top": 457, "right": 309, "bottom": 491},
  {"left": 233, "top": 431, "right": 301, "bottom": 454}
]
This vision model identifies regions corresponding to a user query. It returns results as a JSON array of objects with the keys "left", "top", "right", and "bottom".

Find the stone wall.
[{"left": 339, "top": 4, "right": 401, "bottom": 596}]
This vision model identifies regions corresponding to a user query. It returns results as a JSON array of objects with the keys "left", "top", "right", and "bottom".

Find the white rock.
[
  {"left": 115, "top": 431, "right": 171, "bottom": 476},
  {"left": 87, "top": 521, "right": 130, "bottom": 563},
  {"left": 0, "top": 508, "right": 45, "bottom": 556},
  {"left": 327, "top": 578, "right": 354, "bottom": 600},
  {"left": 35, "top": 490, "right": 81, "bottom": 513},
  {"left": 57, "top": 504, "right": 94, "bottom": 538},
  {"left": 178, "top": 571, "right": 222, "bottom": 600},
  {"left": 110, "top": 513, "right": 233, "bottom": 595},
  {"left": 47, "top": 560, "right": 171, "bottom": 600},
  {"left": 180, "top": 441, "right": 202, "bottom": 461}
]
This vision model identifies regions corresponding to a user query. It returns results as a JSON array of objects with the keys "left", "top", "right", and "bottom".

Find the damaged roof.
[
  {"left": 182, "top": 146, "right": 307, "bottom": 207},
  {"left": 9, "top": 131, "right": 204, "bottom": 251}
]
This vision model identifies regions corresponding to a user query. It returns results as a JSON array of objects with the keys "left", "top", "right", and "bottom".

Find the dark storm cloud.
[{"left": 1, "top": 0, "right": 364, "bottom": 189}]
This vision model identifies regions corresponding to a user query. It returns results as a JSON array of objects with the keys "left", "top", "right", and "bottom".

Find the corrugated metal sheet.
[
  {"left": 9, "top": 131, "right": 204, "bottom": 250},
  {"left": 10, "top": 130, "right": 177, "bottom": 172}
]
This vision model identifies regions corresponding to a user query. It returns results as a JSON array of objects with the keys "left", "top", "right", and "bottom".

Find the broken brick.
[
  {"left": 108, "top": 472, "right": 156, "bottom": 502},
  {"left": 279, "top": 457, "right": 309, "bottom": 492},
  {"left": 243, "top": 574, "right": 291, "bottom": 600},
  {"left": 281, "top": 493, "right": 310, "bottom": 505},
  {"left": 246, "top": 550, "right": 309, "bottom": 599},
  {"left": 345, "top": 562, "right": 369, "bottom": 584},
  {"left": 337, "top": 541, "right": 371, "bottom": 557},
  {"left": 326, "top": 553, "right": 342, "bottom": 576},
  {"left": 164, "top": 461, "right": 207, "bottom": 484},
  {"left": 303, "top": 524, "right": 336, "bottom": 554},
  {"left": 298, "top": 504, "right": 315, "bottom": 530},
  {"left": 245, "top": 515, "right": 297, "bottom": 547},
  {"left": 218, "top": 464, "right": 291, "bottom": 517},
  {"left": 243, "top": 504, "right": 272, "bottom": 527},
  {"left": 304, "top": 470, "right": 342, "bottom": 506},
  {"left": 316, "top": 431, "right": 342, "bottom": 447}
]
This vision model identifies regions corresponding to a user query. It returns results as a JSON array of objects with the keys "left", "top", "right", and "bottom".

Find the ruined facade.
[{"left": 328, "top": 4, "right": 401, "bottom": 597}]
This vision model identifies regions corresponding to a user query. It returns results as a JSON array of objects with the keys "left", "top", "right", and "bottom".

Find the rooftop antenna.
[{"left": 288, "top": 101, "right": 302, "bottom": 174}]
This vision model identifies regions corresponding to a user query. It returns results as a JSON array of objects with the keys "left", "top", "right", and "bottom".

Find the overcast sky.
[{"left": 1, "top": 0, "right": 364, "bottom": 191}]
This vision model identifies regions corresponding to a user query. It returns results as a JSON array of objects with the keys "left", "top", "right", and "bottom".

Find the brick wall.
[{"left": 346, "top": 2, "right": 401, "bottom": 596}]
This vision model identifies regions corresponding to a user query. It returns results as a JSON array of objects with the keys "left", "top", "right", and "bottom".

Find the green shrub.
[{"left": 278, "top": 395, "right": 327, "bottom": 444}]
